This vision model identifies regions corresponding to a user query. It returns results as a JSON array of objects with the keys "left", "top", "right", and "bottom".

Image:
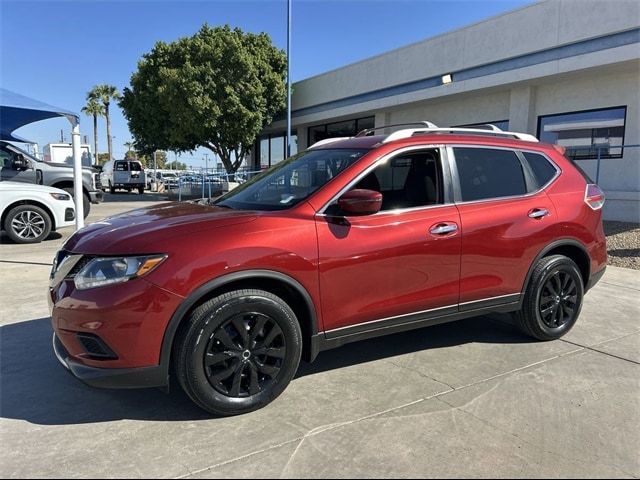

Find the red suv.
[{"left": 50, "top": 124, "right": 607, "bottom": 415}]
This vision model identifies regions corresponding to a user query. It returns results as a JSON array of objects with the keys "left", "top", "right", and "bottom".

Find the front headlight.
[
  {"left": 50, "top": 193, "right": 71, "bottom": 201},
  {"left": 74, "top": 255, "right": 167, "bottom": 290}
]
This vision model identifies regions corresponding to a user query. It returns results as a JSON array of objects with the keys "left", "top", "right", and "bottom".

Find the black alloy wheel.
[
  {"left": 538, "top": 271, "right": 578, "bottom": 329},
  {"left": 175, "top": 289, "right": 302, "bottom": 416},
  {"left": 204, "top": 312, "right": 286, "bottom": 398},
  {"left": 515, "top": 254, "right": 584, "bottom": 341}
]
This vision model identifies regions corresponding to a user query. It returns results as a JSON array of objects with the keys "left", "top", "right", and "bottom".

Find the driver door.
[
  {"left": 0, "top": 146, "right": 37, "bottom": 183},
  {"left": 316, "top": 148, "right": 461, "bottom": 334}
]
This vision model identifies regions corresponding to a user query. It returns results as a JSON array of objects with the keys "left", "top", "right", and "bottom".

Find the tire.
[
  {"left": 3, "top": 204, "right": 52, "bottom": 244},
  {"left": 109, "top": 182, "right": 116, "bottom": 195},
  {"left": 514, "top": 255, "right": 584, "bottom": 341},
  {"left": 174, "top": 289, "right": 302, "bottom": 416},
  {"left": 62, "top": 187, "right": 90, "bottom": 218},
  {"left": 138, "top": 186, "right": 145, "bottom": 195}
]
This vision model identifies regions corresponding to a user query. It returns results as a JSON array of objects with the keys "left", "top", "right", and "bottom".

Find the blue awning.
[{"left": 0, "top": 88, "right": 79, "bottom": 142}]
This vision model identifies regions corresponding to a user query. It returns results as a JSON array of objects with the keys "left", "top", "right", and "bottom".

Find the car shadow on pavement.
[{"left": 0, "top": 314, "right": 530, "bottom": 426}]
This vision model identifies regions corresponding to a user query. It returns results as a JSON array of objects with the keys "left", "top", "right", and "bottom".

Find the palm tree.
[
  {"left": 81, "top": 97, "right": 104, "bottom": 165},
  {"left": 124, "top": 141, "right": 136, "bottom": 160},
  {"left": 89, "top": 84, "right": 120, "bottom": 161}
]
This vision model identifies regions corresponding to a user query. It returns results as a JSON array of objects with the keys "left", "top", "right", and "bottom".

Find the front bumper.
[
  {"left": 53, "top": 334, "right": 167, "bottom": 389},
  {"left": 88, "top": 190, "right": 104, "bottom": 204}
]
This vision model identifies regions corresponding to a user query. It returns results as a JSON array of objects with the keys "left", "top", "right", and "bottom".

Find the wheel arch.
[
  {"left": 522, "top": 239, "right": 591, "bottom": 293},
  {"left": 50, "top": 180, "right": 90, "bottom": 198},
  {"left": 1, "top": 199, "right": 56, "bottom": 231},
  {"left": 159, "top": 270, "right": 320, "bottom": 376}
]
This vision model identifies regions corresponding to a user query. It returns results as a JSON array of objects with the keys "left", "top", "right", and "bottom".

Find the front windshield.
[{"left": 215, "top": 148, "right": 368, "bottom": 211}]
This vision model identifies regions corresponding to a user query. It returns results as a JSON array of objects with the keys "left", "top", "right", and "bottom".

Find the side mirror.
[
  {"left": 12, "top": 154, "right": 30, "bottom": 171},
  {"left": 337, "top": 189, "right": 383, "bottom": 216}
]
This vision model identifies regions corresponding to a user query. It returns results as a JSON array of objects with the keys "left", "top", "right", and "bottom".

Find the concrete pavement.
[{"left": 1, "top": 195, "right": 638, "bottom": 478}]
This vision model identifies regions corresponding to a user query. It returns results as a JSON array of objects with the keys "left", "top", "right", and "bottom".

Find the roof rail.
[
  {"left": 308, "top": 137, "right": 353, "bottom": 149},
  {"left": 355, "top": 121, "right": 438, "bottom": 137},
  {"left": 382, "top": 122, "right": 539, "bottom": 143}
]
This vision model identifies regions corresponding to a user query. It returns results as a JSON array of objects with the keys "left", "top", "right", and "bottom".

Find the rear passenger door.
[{"left": 451, "top": 146, "right": 559, "bottom": 308}]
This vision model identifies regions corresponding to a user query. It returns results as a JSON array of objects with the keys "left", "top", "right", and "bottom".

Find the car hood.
[
  {"left": 0, "top": 181, "right": 68, "bottom": 195},
  {"left": 64, "top": 202, "right": 258, "bottom": 254}
]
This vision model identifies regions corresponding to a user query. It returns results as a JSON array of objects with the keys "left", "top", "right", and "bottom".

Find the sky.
[{"left": 1, "top": 0, "right": 531, "bottom": 167}]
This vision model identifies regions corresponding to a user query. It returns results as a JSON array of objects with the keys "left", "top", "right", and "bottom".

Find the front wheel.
[
  {"left": 3, "top": 204, "right": 52, "bottom": 244},
  {"left": 174, "top": 289, "right": 302, "bottom": 416},
  {"left": 514, "top": 255, "right": 584, "bottom": 341}
]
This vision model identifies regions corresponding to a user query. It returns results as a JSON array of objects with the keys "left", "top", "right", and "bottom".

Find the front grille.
[
  {"left": 76, "top": 333, "right": 118, "bottom": 360},
  {"left": 93, "top": 172, "right": 102, "bottom": 190}
]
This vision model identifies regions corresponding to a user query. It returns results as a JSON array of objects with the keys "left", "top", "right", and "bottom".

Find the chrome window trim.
[
  {"left": 317, "top": 144, "right": 451, "bottom": 216},
  {"left": 446, "top": 144, "right": 561, "bottom": 206}
]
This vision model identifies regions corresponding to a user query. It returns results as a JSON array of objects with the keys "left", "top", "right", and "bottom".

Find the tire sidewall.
[
  {"left": 531, "top": 258, "right": 584, "bottom": 337},
  {"left": 184, "top": 293, "right": 302, "bottom": 414},
  {"left": 4, "top": 205, "right": 52, "bottom": 244}
]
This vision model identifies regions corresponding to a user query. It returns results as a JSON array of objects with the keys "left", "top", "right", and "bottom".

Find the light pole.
[{"left": 286, "top": 0, "right": 292, "bottom": 158}]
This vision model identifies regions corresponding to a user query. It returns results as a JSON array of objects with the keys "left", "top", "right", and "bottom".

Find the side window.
[
  {"left": 115, "top": 161, "right": 129, "bottom": 171},
  {"left": 353, "top": 150, "right": 442, "bottom": 211},
  {"left": 522, "top": 152, "right": 557, "bottom": 189},
  {"left": 130, "top": 162, "right": 142, "bottom": 172},
  {"left": 454, "top": 147, "right": 527, "bottom": 202}
]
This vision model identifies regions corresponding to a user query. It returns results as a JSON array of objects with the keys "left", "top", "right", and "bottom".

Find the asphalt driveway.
[{"left": 1, "top": 195, "right": 638, "bottom": 478}]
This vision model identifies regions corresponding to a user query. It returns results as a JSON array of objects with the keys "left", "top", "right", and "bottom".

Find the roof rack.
[
  {"left": 308, "top": 137, "right": 353, "bottom": 149},
  {"left": 382, "top": 122, "right": 539, "bottom": 143},
  {"left": 355, "top": 121, "right": 438, "bottom": 137}
]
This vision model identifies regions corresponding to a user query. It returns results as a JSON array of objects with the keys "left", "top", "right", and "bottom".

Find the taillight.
[{"left": 585, "top": 184, "right": 605, "bottom": 210}]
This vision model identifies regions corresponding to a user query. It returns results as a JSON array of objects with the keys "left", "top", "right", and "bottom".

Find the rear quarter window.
[{"left": 522, "top": 152, "right": 558, "bottom": 189}]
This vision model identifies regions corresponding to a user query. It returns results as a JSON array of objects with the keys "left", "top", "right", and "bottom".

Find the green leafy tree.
[
  {"left": 120, "top": 24, "right": 287, "bottom": 174},
  {"left": 166, "top": 160, "right": 187, "bottom": 170},
  {"left": 81, "top": 97, "right": 104, "bottom": 166},
  {"left": 89, "top": 84, "right": 120, "bottom": 161},
  {"left": 138, "top": 151, "right": 167, "bottom": 169},
  {"left": 96, "top": 152, "right": 110, "bottom": 164}
]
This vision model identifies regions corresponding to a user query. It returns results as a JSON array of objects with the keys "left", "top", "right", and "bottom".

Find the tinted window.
[
  {"left": 522, "top": 152, "right": 557, "bottom": 188},
  {"left": 353, "top": 150, "right": 441, "bottom": 211},
  {"left": 130, "top": 162, "right": 142, "bottom": 171},
  {"left": 115, "top": 161, "right": 129, "bottom": 171},
  {"left": 454, "top": 147, "right": 527, "bottom": 201},
  {"left": 216, "top": 149, "right": 368, "bottom": 211}
]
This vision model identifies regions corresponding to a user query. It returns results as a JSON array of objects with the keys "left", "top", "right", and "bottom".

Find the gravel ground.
[{"left": 604, "top": 221, "right": 640, "bottom": 270}]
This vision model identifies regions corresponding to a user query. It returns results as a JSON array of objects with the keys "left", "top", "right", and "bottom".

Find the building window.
[
  {"left": 308, "top": 116, "right": 375, "bottom": 146},
  {"left": 257, "top": 132, "right": 297, "bottom": 169},
  {"left": 538, "top": 107, "right": 626, "bottom": 160},
  {"left": 453, "top": 120, "right": 510, "bottom": 131}
]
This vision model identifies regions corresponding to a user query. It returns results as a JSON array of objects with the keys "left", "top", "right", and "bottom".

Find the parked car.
[
  {"left": 1, "top": 181, "right": 75, "bottom": 243},
  {"left": 0, "top": 140, "right": 102, "bottom": 218},
  {"left": 100, "top": 160, "right": 146, "bottom": 194},
  {"left": 50, "top": 123, "right": 607, "bottom": 416}
]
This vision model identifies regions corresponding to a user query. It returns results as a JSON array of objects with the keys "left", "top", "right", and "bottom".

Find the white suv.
[{"left": 0, "top": 181, "right": 76, "bottom": 243}]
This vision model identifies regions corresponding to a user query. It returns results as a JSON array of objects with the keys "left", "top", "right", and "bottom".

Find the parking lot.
[{"left": 1, "top": 194, "right": 639, "bottom": 478}]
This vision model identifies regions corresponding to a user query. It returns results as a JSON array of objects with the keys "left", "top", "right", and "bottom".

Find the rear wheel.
[
  {"left": 174, "top": 289, "right": 302, "bottom": 416},
  {"left": 515, "top": 255, "right": 584, "bottom": 340},
  {"left": 4, "top": 204, "right": 52, "bottom": 244},
  {"left": 138, "top": 186, "right": 145, "bottom": 195}
]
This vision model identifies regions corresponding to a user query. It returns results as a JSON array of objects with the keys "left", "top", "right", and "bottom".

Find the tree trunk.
[
  {"left": 93, "top": 114, "right": 99, "bottom": 165},
  {"left": 105, "top": 103, "right": 113, "bottom": 161}
]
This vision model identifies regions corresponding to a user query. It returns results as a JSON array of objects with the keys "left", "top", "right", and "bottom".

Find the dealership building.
[{"left": 253, "top": 0, "right": 640, "bottom": 221}]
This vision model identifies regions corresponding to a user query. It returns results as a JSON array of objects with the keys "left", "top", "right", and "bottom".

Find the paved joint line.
[
  {"left": 434, "top": 396, "right": 639, "bottom": 479},
  {"left": 177, "top": 348, "right": 587, "bottom": 478},
  {"left": 0, "top": 260, "right": 53, "bottom": 267},
  {"left": 560, "top": 338, "right": 640, "bottom": 366},
  {"left": 600, "top": 280, "right": 640, "bottom": 292}
]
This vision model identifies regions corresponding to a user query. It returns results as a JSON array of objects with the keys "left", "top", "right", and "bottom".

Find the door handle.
[
  {"left": 430, "top": 223, "right": 458, "bottom": 235},
  {"left": 528, "top": 208, "right": 549, "bottom": 219}
]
